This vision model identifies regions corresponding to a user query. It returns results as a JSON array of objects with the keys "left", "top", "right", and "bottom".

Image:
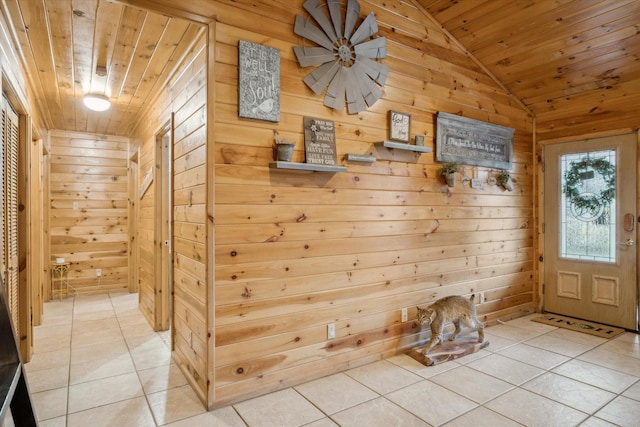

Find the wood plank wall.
[
  {"left": 131, "top": 30, "right": 209, "bottom": 403},
  {"left": 207, "top": 0, "right": 534, "bottom": 407},
  {"left": 48, "top": 131, "right": 129, "bottom": 295},
  {"left": 4, "top": 0, "right": 636, "bottom": 409}
]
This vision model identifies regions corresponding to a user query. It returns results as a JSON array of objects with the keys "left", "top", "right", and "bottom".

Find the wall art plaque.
[
  {"left": 436, "top": 112, "right": 514, "bottom": 170},
  {"left": 293, "top": 0, "right": 388, "bottom": 114},
  {"left": 303, "top": 117, "right": 338, "bottom": 166},
  {"left": 238, "top": 40, "right": 280, "bottom": 122},
  {"left": 389, "top": 110, "right": 411, "bottom": 143}
]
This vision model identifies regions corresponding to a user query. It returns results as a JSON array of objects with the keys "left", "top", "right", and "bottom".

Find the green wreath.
[{"left": 563, "top": 157, "right": 615, "bottom": 224}]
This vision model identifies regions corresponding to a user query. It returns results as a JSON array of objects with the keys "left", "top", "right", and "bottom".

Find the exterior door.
[{"left": 544, "top": 134, "right": 637, "bottom": 330}]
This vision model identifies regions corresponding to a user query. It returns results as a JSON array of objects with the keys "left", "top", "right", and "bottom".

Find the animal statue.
[{"left": 416, "top": 294, "right": 484, "bottom": 355}]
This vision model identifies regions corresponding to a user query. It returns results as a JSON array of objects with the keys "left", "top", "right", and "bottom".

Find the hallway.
[{"left": 25, "top": 293, "right": 640, "bottom": 426}]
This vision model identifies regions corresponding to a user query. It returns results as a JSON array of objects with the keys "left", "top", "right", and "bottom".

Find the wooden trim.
[
  {"left": 113, "top": 0, "right": 216, "bottom": 24},
  {"left": 533, "top": 116, "right": 544, "bottom": 313},
  {"left": 206, "top": 20, "right": 216, "bottom": 411},
  {"left": 637, "top": 129, "right": 640, "bottom": 331},
  {"left": 17, "top": 113, "right": 30, "bottom": 361},
  {"left": 29, "top": 137, "right": 43, "bottom": 327},
  {"left": 43, "top": 135, "right": 50, "bottom": 302},
  {"left": 128, "top": 152, "right": 139, "bottom": 293},
  {"left": 47, "top": 130, "right": 129, "bottom": 143},
  {"left": 538, "top": 128, "right": 638, "bottom": 145},
  {"left": 154, "top": 120, "right": 172, "bottom": 331}
]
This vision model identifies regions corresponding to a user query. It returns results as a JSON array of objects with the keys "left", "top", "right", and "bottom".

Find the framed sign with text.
[
  {"left": 436, "top": 112, "right": 514, "bottom": 170},
  {"left": 238, "top": 40, "right": 280, "bottom": 122},
  {"left": 303, "top": 117, "right": 338, "bottom": 166},
  {"left": 388, "top": 111, "right": 411, "bottom": 143}
]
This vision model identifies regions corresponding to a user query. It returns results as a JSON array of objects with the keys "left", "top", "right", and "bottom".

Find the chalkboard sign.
[
  {"left": 303, "top": 117, "right": 338, "bottom": 166},
  {"left": 436, "top": 112, "right": 514, "bottom": 170},
  {"left": 238, "top": 40, "right": 280, "bottom": 122}
]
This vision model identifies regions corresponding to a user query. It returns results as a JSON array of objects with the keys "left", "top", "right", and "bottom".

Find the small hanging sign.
[
  {"left": 389, "top": 110, "right": 411, "bottom": 143},
  {"left": 238, "top": 40, "right": 280, "bottom": 122},
  {"left": 436, "top": 111, "right": 514, "bottom": 169},
  {"left": 303, "top": 117, "right": 338, "bottom": 166}
]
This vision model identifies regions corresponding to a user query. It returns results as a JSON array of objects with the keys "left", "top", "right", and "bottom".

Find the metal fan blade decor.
[{"left": 293, "top": 0, "right": 388, "bottom": 114}]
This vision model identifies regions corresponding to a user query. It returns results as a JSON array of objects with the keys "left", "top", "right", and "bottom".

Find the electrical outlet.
[
  {"left": 401, "top": 307, "right": 408, "bottom": 322},
  {"left": 72, "top": 201, "right": 78, "bottom": 210},
  {"left": 96, "top": 269, "right": 102, "bottom": 277},
  {"left": 478, "top": 292, "right": 485, "bottom": 304},
  {"left": 327, "top": 323, "right": 336, "bottom": 340}
]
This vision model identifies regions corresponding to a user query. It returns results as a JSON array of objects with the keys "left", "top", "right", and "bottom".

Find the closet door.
[{"left": 2, "top": 96, "right": 19, "bottom": 334}]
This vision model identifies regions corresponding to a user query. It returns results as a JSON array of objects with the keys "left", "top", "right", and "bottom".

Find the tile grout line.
[
  {"left": 384, "top": 321, "right": 631, "bottom": 425},
  {"left": 110, "top": 291, "right": 161, "bottom": 427},
  {"left": 472, "top": 327, "right": 600, "bottom": 423},
  {"left": 479, "top": 324, "right": 640, "bottom": 425},
  {"left": 65, "top": 295, "right": 75, "bottom": 427},
  {"left": 549, "top": 333, "right": 640, "bottom": 424},
  {"left": 32, "top": 304, "right": 640, "bottom": 426}
]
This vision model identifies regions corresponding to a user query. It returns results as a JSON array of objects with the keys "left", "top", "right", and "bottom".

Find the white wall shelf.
[
  {"left": 269, "top": 161, "right": 347, "bottom": 172},
  {"left": 345, "top": 153, "right": 376, "bottom": 163},
  {"left": 375, "top": 140, "right": 433, "bottom": 153}
]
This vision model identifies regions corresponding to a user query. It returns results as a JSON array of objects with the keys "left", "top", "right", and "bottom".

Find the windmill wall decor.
[{"left": 293, "top": 0, "right": 388, "bottom": 114}]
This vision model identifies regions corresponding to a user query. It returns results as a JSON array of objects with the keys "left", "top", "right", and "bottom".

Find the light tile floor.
[{"left": 24, "top": 292, "right": 640, "bottom": 426}]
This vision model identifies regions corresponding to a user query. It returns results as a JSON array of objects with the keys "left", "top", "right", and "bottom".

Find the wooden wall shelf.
[
  {"left": 375, "top": 140, "right": 433, "bottom": 153},
  {"left": 269, "top": 161, "right": 347, "bottom": 172}
]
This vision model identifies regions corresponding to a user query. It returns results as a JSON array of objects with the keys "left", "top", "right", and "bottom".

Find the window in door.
[{"left": 560, "top": 149, "right": 616, "bottom": 262}]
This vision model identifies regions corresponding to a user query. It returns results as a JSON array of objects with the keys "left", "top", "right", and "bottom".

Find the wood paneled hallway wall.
[
  {"left": 3, "top": 0, "right": 535, "bottom": 409},
  {"left": 5, "top": 0, "right": 637, "bottom": 411},
  {"left": 142, "top": 1, "right": 533, "bottom": 408}
]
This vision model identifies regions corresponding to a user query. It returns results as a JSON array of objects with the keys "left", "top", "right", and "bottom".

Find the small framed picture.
[{"left": 388, "top": 111, "right": 411, "bottom": 143}]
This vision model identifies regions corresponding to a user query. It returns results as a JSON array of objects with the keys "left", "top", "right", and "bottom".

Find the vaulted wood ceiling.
[
  {"left": 2, "top": 0, "right": 638, "bottom": 140},
  {"left": 416, "top": 0, "right": 640, "bottom": 140}
]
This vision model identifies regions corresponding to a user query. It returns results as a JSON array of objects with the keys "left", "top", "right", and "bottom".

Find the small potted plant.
[
  {"left": 439, "top": 161, "right": 459, "bottom": 187},
  {"left": 497, "top": 170, "right": 513, "bottom": 191}
]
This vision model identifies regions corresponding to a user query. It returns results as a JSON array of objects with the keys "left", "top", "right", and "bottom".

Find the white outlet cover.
[
  {"left": 327, "top": 323, "right": 336, "bottom": 340},
  {"left": 401, "top": 308, "right": 408, "bottom": 322}
]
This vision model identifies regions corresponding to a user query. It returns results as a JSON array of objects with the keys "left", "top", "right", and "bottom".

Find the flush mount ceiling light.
[{"left": 83, "top": 94, "right": 111, "bottom": 112}]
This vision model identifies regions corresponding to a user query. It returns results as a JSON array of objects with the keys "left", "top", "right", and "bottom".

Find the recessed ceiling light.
[{"left": 83, "top": 94, "right": 111, "bottom": 112}]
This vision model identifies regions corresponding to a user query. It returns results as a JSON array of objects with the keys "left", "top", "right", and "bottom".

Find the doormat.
[
  {"left": 407, "top": 340, "right": 489, "bottom": 366},
  {"left": 532, "top": 314, "right": 624, "bottom": 339}
]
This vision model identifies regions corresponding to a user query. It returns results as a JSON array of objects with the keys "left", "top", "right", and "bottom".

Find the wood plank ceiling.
[
  {"left": 416, "top": 0, "right": 640, "bottom": 140},
  {"left": 2, "top": 0, "right": 638, "bottom": 140},
  {"left": 2, "top": 0, "right": 202, "bottom": 137}
]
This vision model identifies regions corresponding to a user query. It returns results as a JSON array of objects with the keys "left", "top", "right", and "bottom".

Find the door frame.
[
  {"left": 2, "top": 85, "right": 33, "bottom": 361},
  {"left": 538, "top": 130, "right": 640, "bottom": 330},
  {"left": 154, "top": 118, "right": 173, "bottom": 332},
  {"left": 128, "top": 150, "right": 139, "bottom": 293}
]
